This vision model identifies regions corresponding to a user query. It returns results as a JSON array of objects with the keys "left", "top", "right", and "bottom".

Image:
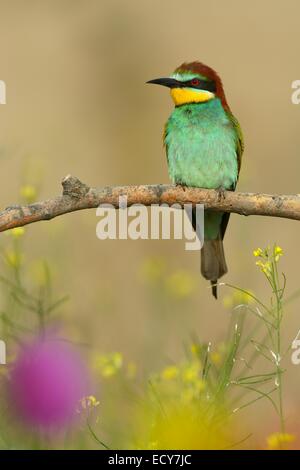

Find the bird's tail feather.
[{"left": 201, "top": 239, "right": 228, "bottom": 299}]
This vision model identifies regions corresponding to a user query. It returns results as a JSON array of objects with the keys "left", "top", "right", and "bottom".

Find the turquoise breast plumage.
[{"left": 164, "top": 99, "right": 239, "bottom": 190}]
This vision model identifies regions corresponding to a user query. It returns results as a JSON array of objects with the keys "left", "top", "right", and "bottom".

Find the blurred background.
[{"left": 0, "top": 0, "right": 299, "bottom": 449}]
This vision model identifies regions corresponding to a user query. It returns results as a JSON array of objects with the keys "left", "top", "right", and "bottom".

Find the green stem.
[{"left": 272, "top": 256, "right": 285, "bottom": 434}]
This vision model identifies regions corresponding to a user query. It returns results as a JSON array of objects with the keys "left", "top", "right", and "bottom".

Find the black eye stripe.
[{"left": 182, "top": 79, "right": 216, "bottom": 93}]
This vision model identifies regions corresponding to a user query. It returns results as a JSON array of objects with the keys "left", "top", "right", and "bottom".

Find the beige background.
[{"left": 0, "top": 0, "right": 299, "bottom": 443}]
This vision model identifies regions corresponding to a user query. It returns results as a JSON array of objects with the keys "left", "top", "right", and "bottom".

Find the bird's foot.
[
  {"left": 216, "top": 186, "right": 226, "bottom": 202},
  {"left": 176, "top": 182, "right": 187, "bottom": 192}
]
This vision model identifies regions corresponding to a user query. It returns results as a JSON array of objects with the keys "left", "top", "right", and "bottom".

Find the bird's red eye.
[{"left": 191, "top": 78, "right": 200, "bottom": 86}]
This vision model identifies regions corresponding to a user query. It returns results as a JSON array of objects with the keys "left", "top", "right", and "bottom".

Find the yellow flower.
[
  {"left": 165, "top": 270, "right": 196, "bottom": 299},
  {"left": 210, "top": 351, "right": 222, "bottom": 365},
  {"left": 111, "top": 352, "right": 123, "bottom": 368},
  {"left": 223, "top": 289, "right": 254, "bottom": 309},
  {"left": 267, "top": 432, "right": 295, "bottom": 450},
  {"left": 274, "top": 246, "right": 283, "bottom": 256},
  {"left": 194, "top": 378, "right": 206, "bottom": 393},
  {"left": 161, "top": 365, "right": 179, "bottom": 381},
  {"left": 139, "top": 257, "right": 166, "bottom": 284},
  {"left": 262, "top": 262, "right": 271, "bottom": 274},
  {"left": 274, "top": 246, "right": 283, "bottom": 262},
  {"left": 80, "top": 395, "right": 100, "bottom": 410},
  {"left": 255, "top": 260, "right": 264, "bottom": 268},
  {"left": 9, "top": 227, "right": 25, "bottom": 239},
  {"left": 102, "top": 365, "right": 116, "bottom": 377},
  {"left": 253, "top": 248, "right": 263, "bottom": 257},
  {"left": 254, "top": 245, "right": 283, "bottom": 271},
  {"left": 256, "top": 260, "right": 271, "bottom": 275},
  {"left": 135, "top": 404, "right": 236, "bottom": 450},
  {"left": 182, "top": 362, "right": 200, "bottom": 383},
  {"left": 5, "top": 250, "right": 23, "bottom": 268},
  {"left": 95, "top": 352, "right": 123, "bottom": 378},
  {"left": 20, "top": 184, "right": 37, "bottom": 203},
  {"left": 190, "top": 343, "right": 201, "bottom": 357}
]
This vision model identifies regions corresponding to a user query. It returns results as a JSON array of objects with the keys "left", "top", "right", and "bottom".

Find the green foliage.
[
  {"left": 0, "top": 237, "right": 297, "bottom": 449},
  {"left": 0, "top": 228, "right": 68, "bottom": 340}
]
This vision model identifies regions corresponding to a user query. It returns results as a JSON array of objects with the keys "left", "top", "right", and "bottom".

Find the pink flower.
[{"left": 9, "top": 337, "right": 89, "bottom": 430}]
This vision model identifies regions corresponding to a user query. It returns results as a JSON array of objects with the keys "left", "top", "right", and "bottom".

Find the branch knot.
[{"left": 62, "top": 175, "right": 90, "bottom": 199}]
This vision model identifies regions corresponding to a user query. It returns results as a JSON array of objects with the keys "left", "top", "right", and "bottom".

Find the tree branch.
[{"left": 0, "top": 175, "right": 300, "bottom": 233}]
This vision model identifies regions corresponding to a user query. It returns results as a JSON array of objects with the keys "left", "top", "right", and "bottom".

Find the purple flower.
[{"left": 9, "top": 337, "right": 89, "bottom": 429}]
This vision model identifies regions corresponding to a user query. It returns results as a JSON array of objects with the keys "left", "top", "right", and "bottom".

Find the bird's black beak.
[{"left": 146, "top": 78, "right": 181, "bottom": 89}]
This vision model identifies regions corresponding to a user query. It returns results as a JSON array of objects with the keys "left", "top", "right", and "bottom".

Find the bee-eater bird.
[{"left": 147, "top": 62, "right": 244, "bottom": 298}]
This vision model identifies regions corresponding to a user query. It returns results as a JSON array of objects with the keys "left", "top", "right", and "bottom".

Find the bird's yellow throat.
[{"left": 170, "top": 87, "right": 215, "bottom": 106}]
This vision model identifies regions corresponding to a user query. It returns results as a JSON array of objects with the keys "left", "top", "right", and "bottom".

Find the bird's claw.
[
  {"left": 176, "top": 183, "right": 187, "bottom": 192},
  {"left": 217, "top": 186, "right": 226, "bottom": 202}
]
